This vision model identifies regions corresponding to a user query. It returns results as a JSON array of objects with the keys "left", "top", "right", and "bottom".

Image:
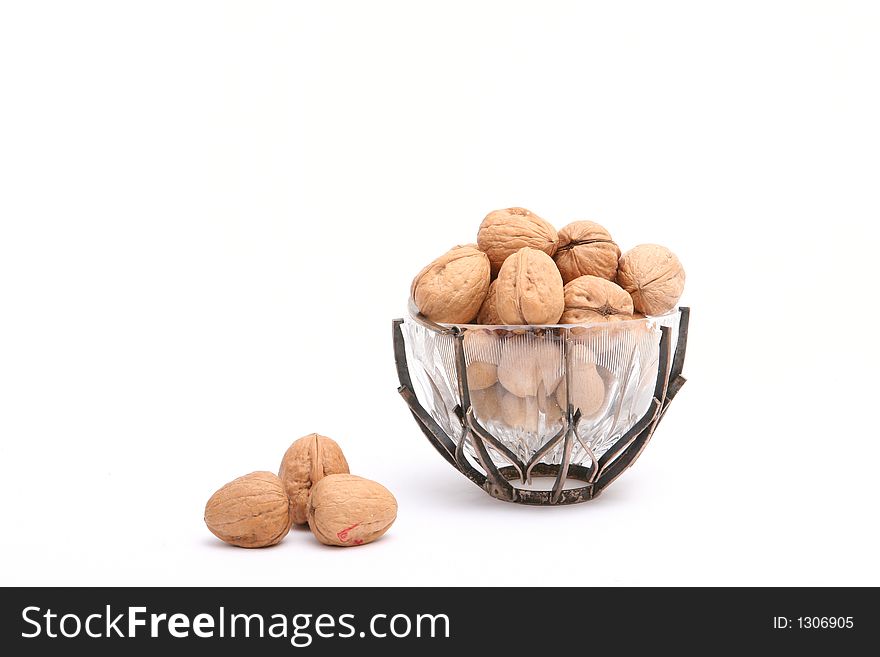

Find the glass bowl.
[{"left": 392, "top": 303, "right": 689, "bottom": 505}]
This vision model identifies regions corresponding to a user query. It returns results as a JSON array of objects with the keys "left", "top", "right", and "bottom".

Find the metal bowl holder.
[{"left": 392, "top": 307, "right": 689, "bottom": 505}]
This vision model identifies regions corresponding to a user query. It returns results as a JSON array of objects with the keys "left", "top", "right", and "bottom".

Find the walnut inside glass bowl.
[{"left": 399, "top": 302, "right": 682, "bottom": 490}]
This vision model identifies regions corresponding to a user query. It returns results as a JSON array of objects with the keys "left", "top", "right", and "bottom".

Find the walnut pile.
[
  {"left": 205, "top": 435, "right": 396, "bottom": 549},
  {"left": 410, "top": 207, "right": 685, "bottom": 326}
]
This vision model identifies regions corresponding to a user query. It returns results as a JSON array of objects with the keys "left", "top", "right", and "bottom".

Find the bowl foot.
[{"left": 491, "top": 464, "right": 596, "bottom": 505}]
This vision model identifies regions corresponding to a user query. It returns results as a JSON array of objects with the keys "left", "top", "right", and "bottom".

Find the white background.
[{"left": 1, "top": 1, "right": 879, "bottom": 587}]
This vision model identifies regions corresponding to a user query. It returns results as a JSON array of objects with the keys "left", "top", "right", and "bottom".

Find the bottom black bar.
[{"left": 0, "top": 587, "right": 873, "bottom": 653}]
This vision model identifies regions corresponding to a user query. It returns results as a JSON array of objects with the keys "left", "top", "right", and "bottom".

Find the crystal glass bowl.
[{"left": 392, "top": 304, "right": 689, "bottom": 505}]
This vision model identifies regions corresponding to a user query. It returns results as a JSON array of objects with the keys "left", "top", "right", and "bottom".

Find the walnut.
[
  {"left": 278, "top": 433, "right": 350, "bottom": 525},
  {"left": 497, "top": 335, "right": 563, "bottom": 397},
  {"left": 411, "top": 244, "right": 490, "bottom": 324},
  {"left": 556, "top": 360, "right": 606, "bottom": 418},
  {"left": 560, "top": 275, "right": 634, "bottom": 324},
  {"left": 463, "top": 328, "right": 501, "bottom": 364},
  {"left": 466, "top": 362, "right": 498, "bottom": 390},
  {"left": 460, "top": 329, "right": 500, "bottom": 390},
  {"left": 469, "top": 384, "right": 503, "bottom": 424},
  {"left": 477, "top": 207, "right": 558, "bottom": 275},
  {"left": 495, "top": 248, "right": 564, "bottom": 325},
  {"left": 476, "top": 279, "right": 502, "bottom": 325},
  {"left": 204, "top": 472, "right": 292, "bottom": 548},
  {"left": 499, "top": 390, "right": 539, "bottom": 432},
  {"left": 307, "top": 474, "right": 397, "bottom": 547},
  {"left": 616, "top": 244, "right": 685, "bottom": 316},
  {"left": 553, "top": 221, "right": 621, "bottom": 283}
]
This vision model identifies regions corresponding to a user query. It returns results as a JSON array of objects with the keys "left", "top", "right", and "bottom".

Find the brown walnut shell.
[
  {"left": 555, "top": 360, "right": 606, "bottom": 418},
  {"left": 477, "top": 207, "right": 559, "bottom": 275},
  {"left": 553, "top": 221, "right": 621, "bottom": 283},
  {"left": 308, "top": 474, "right": 397, "bottom": 547},
  {"left": 466, "top": 362, "right": 498, "bottom": 390},
  {"left": 411, "top": 244, "right": 491, "bottom": 324},
  {"left": 476, "top": 279, "right": 502, "bottom": 325},
  {"left": 463, "top": 328, "right": 501, "bottom": 365},
  {"left": 560, "top": 275, "right": 634, "bottom": 324},
  {"left": 278, "top": 433, "right": 350, "bottom": 525},
  {"left": 462, "top": 329, "right": 501, "bottom": 390},
  {"left": 496, "top": 335, "right": 563, "bottom": 398},
  {"left": 616, "top": 244, "right": 685, "bottom": 316},
  {"left": 495, "top": 248, "right": 564, "bottom": 325},
  {"left": 499, "top": 390, "right": 539, "bottom": 432},
  {"left": 204, "top": 471, "right": 292, "bottom": 548},
  {"left": 470, "top": 383, "right": 503, "bottom": 424}
]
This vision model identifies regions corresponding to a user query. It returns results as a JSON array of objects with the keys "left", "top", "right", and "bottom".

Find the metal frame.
[{"left": 393, "top": 307, "right": 690, "bottom": 505}]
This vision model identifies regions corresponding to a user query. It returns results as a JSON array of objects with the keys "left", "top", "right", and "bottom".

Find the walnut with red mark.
[{"left": 308, "top": 474, "right": 397, "bottom": 547}]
